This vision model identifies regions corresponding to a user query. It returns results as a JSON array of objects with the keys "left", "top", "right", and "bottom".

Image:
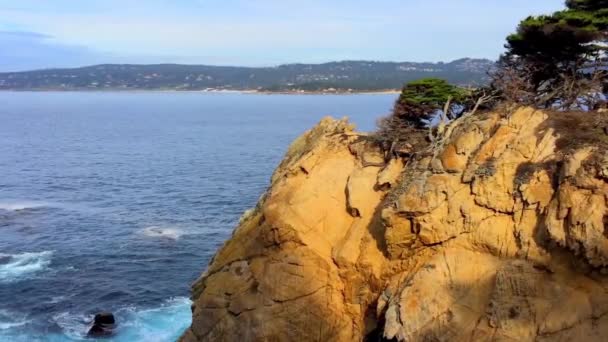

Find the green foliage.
[
  {"left": 375, "top": 78, "right": 493, "bottom": 151},
  {"left": 398, "top": 78, "right": 468, "bottom": 107},
  {"left": 496, "top": 0, "right": 608, "bottom": 107},
  {"left": 392, "top": 78, "right": 471, "bottom": 129},
  {"left": 506, "top": 10, "right": 606, "bottom": 63},
  {"left": 566, "top": 0, "right": 608, "bottom": 11}
]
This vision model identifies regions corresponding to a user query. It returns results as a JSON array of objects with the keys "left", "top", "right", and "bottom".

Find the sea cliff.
[{"left": 181, "top": 107, "right": 608, "bottom": 341}]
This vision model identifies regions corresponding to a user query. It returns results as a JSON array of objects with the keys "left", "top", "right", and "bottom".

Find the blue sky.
[{"left": 0, "top": 0, "right": 564, "bottom": 71}]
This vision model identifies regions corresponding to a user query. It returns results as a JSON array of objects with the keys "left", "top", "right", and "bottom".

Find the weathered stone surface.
[
  {"left": 346, "top": 167, "right": 381, "bottom": 218},
  {"left": 383, "top": 207, "right": 416, "bottom": 259},
  {"left": 182, "top": 109, "right": 608, "bottom": 342},
  {"left": 377, "top": 158, "right": 404, "bottom": 188},
  {"left": 181, "top": 117, "right": 390, "bottom": 342}
]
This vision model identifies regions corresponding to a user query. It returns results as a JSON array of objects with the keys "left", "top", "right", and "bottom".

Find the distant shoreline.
[
  {"left": 0, "top": 89, "right": 401, "bottom": 95},
  {"left": 0, "top": 59, "right": 491, "bottom": 95},
  {"left": 255, "top": 89, "right": 400, "bottom": 95}
]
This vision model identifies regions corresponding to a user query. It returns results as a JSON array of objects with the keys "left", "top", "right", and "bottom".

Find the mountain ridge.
[{"left": 0, "top": 58, "right": 493, "bottom": 92}]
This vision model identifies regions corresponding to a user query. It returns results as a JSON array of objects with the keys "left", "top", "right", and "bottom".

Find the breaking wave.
[
  {"left": 138, "top": 226, "right": 186, "bottom": 241},
  {"left": 50, "top": 297, "right": 192, "bottom": 341},
  {"left": 0, "top": 310, "right": 29, "bottom": 331},
  {"left": 0, "top": 251, "right": 53, "bottom": 283},
  {"left": 0, "top": 201, "right": 50, "bottom": 212}
]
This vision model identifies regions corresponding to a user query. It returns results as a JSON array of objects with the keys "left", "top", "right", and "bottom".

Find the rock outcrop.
[
  {"left": 88, "top": 312, "right": 116, "bottom": 337},
  {"left": 181, "top": 108, "right": 608, "bottom": 342}
]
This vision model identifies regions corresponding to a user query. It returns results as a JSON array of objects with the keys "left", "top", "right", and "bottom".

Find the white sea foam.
[
  {"left": 0, "top": 310, "right": 33, "bottom": 342},
  {"left": 0, "top": 251, "right": 53, "bottom": 283},
  {"left": 139, "top": 226, "right": 185, "bottom": 240},
  {"left": 0, "top": 310, "right": 30, "bottom": 331},
  {"left": 116, "top": 297, "right": 192, "bottom": 342},
  {"left": 50, "top": 312, "right": 91, "bottom": 340},
  {"left": 0, "top": 320, "right": 29, "bottom": 330},
  {"left": 0, "top": 201, "right": 49, "bottom": 212},
  {"left": 51, "top": 297, "right": 192, "bottom": 342}
]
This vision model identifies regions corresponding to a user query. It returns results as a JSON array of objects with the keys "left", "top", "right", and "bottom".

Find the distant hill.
[{"left": 0, "top": 58, "right": 494, "bottom": 92}]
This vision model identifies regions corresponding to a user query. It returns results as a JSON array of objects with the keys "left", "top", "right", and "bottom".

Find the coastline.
[
  {"left": 254, "top": 89, "right": 400, "bottom": 95},
  {"left": 0, "top": 88, "right": 400, "bottom": 95}
]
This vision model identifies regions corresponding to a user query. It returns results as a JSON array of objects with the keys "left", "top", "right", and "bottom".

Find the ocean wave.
[
  {"left": 0, "top": 251, "right": 53, "bottom": 283},
  {"left": 0, "top": 201, "right": 50, "bottom": 212},
  {"left": 138, "top": 226, "right": 186, "bottom": 240},
  {"left": 52, "top": 297, "right": 192, "bottom": 341},
  {"left": 0, "top": 310, "right": 35, "bottom": 342},
  {"left": 51, "top": 312, "right": 91, "bottom": 340},
  {"left": 0, "top": 309, "right": 30, "bottom": 331},
  {"left": 116, "top": 296, "right": 192, "bottom": 341}
]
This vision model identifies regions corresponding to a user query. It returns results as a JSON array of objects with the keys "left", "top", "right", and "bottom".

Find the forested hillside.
[{"left": 0, "top": 58, "right": 493, "bottom": 92}]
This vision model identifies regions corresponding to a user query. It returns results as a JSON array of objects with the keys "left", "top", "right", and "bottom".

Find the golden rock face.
[{"left": 181, "top": 109, "right": 608, "bottom": 342}]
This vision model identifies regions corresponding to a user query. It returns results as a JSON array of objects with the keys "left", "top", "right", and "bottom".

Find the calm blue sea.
[{"left": 0, "top": 92, "right": 396, "bottom": 341}]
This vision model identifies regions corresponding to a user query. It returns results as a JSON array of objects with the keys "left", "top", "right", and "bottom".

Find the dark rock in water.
[
  {"left": 87, "top": 324, "right": 109, "bottom": 337},
  {"left": 94, "top": 312, "right": 115, "bottom": 325},
  {"left": 87, "top": 312, "right": 116, "bottom": 337}
]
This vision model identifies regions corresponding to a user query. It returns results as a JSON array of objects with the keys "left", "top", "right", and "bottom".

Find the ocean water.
[{"left": 0, "top": 92, "right": 396, "bottom": 341}]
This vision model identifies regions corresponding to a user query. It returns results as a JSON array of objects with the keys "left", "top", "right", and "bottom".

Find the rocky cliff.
[{"left": 180, "top": 107, "right": 608, "bottom": 341}]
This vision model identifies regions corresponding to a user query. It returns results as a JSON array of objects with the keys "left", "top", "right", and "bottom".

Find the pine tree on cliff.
[
  {"left": 392, "top": 78, "right": 469, "bottom": 129},
  {"left": 375, "top": 78, "right": 469, "bottom": 149},
  {"left": 375, "top": 78, "right": 497, "bottom": 157},
  {"left": 494, "top": 0, "right": 608, "bottom": 108}
]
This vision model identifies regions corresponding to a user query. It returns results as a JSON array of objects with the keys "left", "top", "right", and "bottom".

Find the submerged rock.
[{"left": 181, "top": 109, "right": 608, "bottom": 341}]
